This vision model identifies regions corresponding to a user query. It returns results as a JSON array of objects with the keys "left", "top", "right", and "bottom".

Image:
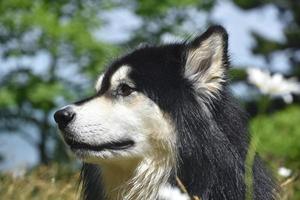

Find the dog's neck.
[{"left": 100, "top": 154, "right": 174, "bottom": 200}]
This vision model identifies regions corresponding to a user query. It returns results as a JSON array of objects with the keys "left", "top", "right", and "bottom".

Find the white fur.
[
  {"left": 62, "top": 65, "right": 177, "bottom": 200},
  {"left": 185, "top": 33, "right": 225, "bottom": 98},
  {"left": 159, "top": 184, "right": 190, "bottom": 200},
  {"left": 95, "top": 73, "right": 104, "bottom": 91},
  {"left": 110, "top": 66, "right": 133, "bottom": 88}
]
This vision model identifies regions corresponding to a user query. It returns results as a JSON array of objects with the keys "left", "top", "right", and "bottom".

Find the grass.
[
  {"left": 0, "top": 164, "right": 298, "bottom": 200},
  {"left": 251, "top": 105, "right": 300, "bottom": 200},
  {"left": 245, "top": 133, "right": 259, "bottom": 200},
  {"left": 0, "top": 164, "right": 79, "bottom": 200}
]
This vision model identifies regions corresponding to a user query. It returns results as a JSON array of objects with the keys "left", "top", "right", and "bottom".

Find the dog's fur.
[{"left": 55, "top": 26, "right": 277, "bottom": 200}]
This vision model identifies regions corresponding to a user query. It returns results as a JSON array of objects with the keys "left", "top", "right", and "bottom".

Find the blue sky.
[
  {"left": 0, "top": 1, "right": 288, "bottom": 171},
  {"left": 96, "top": 1, "right": 287, "bottom": 70}
]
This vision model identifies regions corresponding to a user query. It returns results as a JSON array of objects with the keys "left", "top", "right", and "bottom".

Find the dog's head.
[{"left": 54, "top": 26, "right": 229, "bottom": 164}]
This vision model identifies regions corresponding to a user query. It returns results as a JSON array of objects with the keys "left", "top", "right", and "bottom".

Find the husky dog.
[{"left": 54, "top": 26, "right": 277, "bottom": 200}]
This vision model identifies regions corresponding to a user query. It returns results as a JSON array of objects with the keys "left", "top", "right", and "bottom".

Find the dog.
[{"left": 54, "top": 26, "right": 277, "bottom": 200}]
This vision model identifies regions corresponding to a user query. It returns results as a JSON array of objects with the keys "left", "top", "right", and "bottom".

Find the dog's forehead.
[{"left": 95, "top": 44, "right": 184, "bottom": 93}]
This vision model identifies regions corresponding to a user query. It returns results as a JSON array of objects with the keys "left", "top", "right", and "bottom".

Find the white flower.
[
  {"left": 278, "top": 167, "right": 292, "bottom": 177},
  {"left": 247, "top": 68, "right": 300, "bottom": 103},
  {"left": 159, "top": 185, "right": 190, "bottom": 200}
]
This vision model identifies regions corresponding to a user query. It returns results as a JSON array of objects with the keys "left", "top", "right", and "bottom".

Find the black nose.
[{"left": 54, "top": 107, "right": 75, "bottom": 128}]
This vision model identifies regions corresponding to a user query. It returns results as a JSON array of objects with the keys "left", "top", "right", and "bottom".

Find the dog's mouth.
[{"left": 64, "top": 138, "right": 134, "bottom": 152}]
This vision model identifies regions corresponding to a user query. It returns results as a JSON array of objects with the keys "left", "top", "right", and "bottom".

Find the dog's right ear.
[{"left": 184, "top": 25, "right": 229, "bottom": 97}]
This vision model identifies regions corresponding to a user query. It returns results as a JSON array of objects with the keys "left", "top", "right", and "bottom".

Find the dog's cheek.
[{"left": 129, "top": 95, "right": 175, "bottom": 144}]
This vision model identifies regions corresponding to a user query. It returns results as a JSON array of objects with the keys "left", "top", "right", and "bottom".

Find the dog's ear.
[{"left": 184, "top": 25, "right": 228, "bottom": 97}]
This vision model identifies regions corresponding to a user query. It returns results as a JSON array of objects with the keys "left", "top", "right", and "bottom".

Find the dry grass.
[
  {"left": 0, "top": 164, "right": 298, "bottom": 199},
  {"left": 280, "top": 174, "right": 300, "bottom": 200},
  {"left": 0, "top": 164, "right": 79, "bottom": 200}
]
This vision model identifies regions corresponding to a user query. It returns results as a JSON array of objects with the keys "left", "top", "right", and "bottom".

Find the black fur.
[
  {"left": 80, "top": 163, "right": 104, "bottom": 200},
  {"left": 79, "top": 26, "right": 277, "bottom": 200}
]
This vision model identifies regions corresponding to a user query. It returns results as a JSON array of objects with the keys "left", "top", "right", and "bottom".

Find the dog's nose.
[{"left": 54, "top": 107, "right": 75, "bottom": 128}]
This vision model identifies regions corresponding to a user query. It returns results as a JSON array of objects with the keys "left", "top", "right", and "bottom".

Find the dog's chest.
[{"left": 158, "top": 184, "right": 190, "bottom": 200}]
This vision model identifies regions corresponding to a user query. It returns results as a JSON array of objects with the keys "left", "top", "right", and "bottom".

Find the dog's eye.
[{"left": 117, "top": 83, "right": 134, "bottom": 97}]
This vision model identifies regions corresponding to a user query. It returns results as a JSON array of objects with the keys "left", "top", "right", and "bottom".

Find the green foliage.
[
  {"left": 0, "top": 0, "right": 117, "bottom": 164},
  {"left": 229, "top": 68, "right": 248, "bottom": 82},
  {"left": 0, "top": 87, "right": 17, "bottom": 107},
  {"left": 251, "top": 106, "right": 300, "bottom": 168},
  {"left": 123, "top": 0, "right": 215, "bottom": 46},
  {"left": 233, "top": 0, "right": 267, "bottom": 9},
  {"left": 233, "top": 0, "right": 300, "bottom": 77},
  {"left": 231, "top": 5, "right": 300, "bottom": 197},
  {"left": 0, "top": 0, "right": 216, "bottom": 165},
  {"left": 251, "top": 106, "right": 300, "bottom": 199},
  {"left": 135, "top": 0, "right": 202, "bottom": 17},
  {"left": 251, "top": 32, "right": 283, "bottom": 56}
]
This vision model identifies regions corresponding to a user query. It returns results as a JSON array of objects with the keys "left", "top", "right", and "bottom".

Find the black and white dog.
[{"left": 54, "top": 26, "right": 277, "bottom": 200}]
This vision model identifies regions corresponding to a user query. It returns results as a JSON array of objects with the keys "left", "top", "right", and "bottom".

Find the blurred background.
[{"left": 0, "top": 0, "right": 299, "bottom": 199}]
